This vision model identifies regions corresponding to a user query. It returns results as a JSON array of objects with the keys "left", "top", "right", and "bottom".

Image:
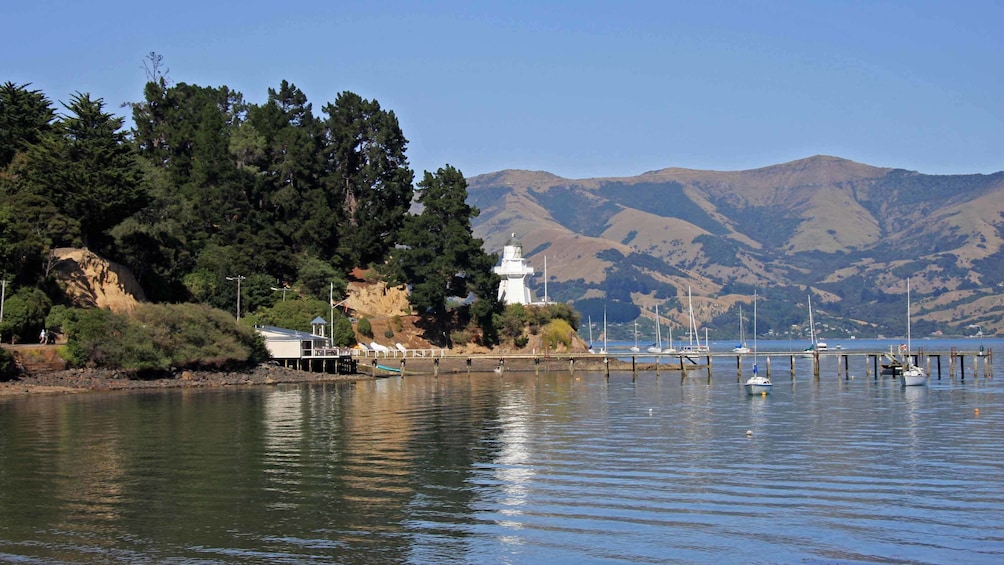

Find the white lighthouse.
[{"left": 493, "top": 233, "right": 538, "bottom": 305}]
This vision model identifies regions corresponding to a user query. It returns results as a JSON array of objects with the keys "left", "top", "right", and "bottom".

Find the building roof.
[{"left": 257, "top": 326, "right": 324, "bottom": 340}]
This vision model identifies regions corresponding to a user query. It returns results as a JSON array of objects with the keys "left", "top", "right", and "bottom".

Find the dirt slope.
[{"left": 52, "top": 248, "right": 145, "bottom": 314}]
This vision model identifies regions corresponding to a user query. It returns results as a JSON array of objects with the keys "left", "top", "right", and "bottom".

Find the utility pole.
[
  {"left": 226, "top": 275, "right": 246, "bottom": 321},
  {"left": 0, "top": 279, "right": 7, "bottom": 325}
]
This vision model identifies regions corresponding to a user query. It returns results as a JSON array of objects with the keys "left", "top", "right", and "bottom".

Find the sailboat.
[
  {"left": 631, "top": 320, "right": 640, "bottom": 352},
  {"left": 744, "top": 289, "right": 772, "bottom": 395},
  {"left": 732, "top": 303, "right": 751, "bottom": 353},
  {"left": 587, "top": 315, "right": 595, "bottom": 354},
  {"left": 681, "top": 287, "right": 710, "bottom": 355},
  {"left": 802, "top": 295, "right": 828, "bottom": 356},
  {"left": 901, "top": 278, "right": 927, "bottom": 386},
  {"left": 593, "top": 309, "right": 608, "bottom": 355},
  {"left": 663, "top": 323, "right": 676, "bottom": 354},
  {"left": 647, "top": 305, "right": 664, "bottom": 353}
]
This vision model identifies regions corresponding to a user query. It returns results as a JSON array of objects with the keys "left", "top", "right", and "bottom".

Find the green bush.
[
  {"left": 62, "top": 303, "right": 268, "bottom": 374},
  {"left": 384, "top": 328, "right": 395, "bottom": 339},
  {"left": 0, "top": 348, "right": 19, "bottom": 380},
  {"left": 450, "top": 330, "right": 472, "bottom": 346},
  {"left": 330, "top": 316, "right": 356, "bottom": 347},
  {"left": 541, "top": 319, "right": 574, "bottom": 350},
  {"left": 0, "top": 287, "right": 52, "bottom": 344},
  {"left": 357, "top": 317, "right": 372, "bottom": 337}
]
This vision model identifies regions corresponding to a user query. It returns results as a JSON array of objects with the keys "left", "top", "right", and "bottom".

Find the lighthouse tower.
[{"left": 493, "top": 233, "right": 537, "bottom": 305}]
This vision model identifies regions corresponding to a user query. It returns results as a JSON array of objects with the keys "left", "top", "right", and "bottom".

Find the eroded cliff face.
[
  {"left": 344, "top": 279, "right": 412, "bottom": 319},
  {"left": 52, "top": 248, "right": 145, "bottom": 314}
]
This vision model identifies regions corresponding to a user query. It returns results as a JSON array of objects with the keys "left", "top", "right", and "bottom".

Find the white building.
[
  {"left": 493, "top": 233, "right": 545, "bottom": 305},
  {"left": 257, "top": 325, "right": 328, "bottom": 359}
]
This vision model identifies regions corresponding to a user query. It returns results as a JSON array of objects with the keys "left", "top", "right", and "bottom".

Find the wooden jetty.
[{"left": 300, "top": 346, "right": 993, "bottom": 381}]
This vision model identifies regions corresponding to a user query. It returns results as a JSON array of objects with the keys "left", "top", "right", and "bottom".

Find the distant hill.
[{"left": 467, "top": 155, "right": 1004, "bottom": 340}]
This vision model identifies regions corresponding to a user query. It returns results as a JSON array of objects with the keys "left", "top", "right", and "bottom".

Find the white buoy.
[{"left": 746, "top": 429, "right": 753, "bottom": 436}]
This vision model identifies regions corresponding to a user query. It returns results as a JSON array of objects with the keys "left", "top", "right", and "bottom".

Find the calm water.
[{"left": 1, "top": 339, "right": 1003, "bottom": 564}]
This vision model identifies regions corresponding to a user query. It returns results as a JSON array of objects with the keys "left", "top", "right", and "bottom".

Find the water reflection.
[{"left": 1, "top": 352, "right": 1003, "bottom": 563}]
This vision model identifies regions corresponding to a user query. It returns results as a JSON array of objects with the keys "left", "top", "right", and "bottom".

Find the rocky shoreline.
[
  {"left": 0, "top": 364, "right": 370, "bottom": 397},
  {"left": 0, "top": 354, "right": 648, "bottom": 397}
]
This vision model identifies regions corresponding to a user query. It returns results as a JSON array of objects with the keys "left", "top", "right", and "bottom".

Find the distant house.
[
  {"left": 256, "top": 325, "right": 356, "bottom": 374},
  {"left": 256, "top": 326, "right": 328, "bottom": 359}
]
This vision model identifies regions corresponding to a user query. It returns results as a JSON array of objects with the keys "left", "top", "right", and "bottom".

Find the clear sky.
[{"left": 6, "top": 0, "right": 1002, "bottom": 179}]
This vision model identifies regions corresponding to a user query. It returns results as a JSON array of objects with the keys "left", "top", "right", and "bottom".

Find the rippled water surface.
[{"left": 2, "top": 341, "right": 1003, "bottom": 563}]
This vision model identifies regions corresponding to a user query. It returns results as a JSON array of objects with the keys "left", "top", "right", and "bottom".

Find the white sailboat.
[
  {"left": 732, "top": 303, "right": 751, "bottom": 354},
  {"left": 647, "top": 305, "right": 664, "bottom": 353},
  {"left": 901, "top": 278, "right": 927, "bottom": 387},
  {"left": 744, "top": 289, "right": 772, "bottom": 395},
  {"left": 802, "top": 295, "right": 828, "bottom": 356},
  {"left": 681, "top": 287, "right": 710, "bottom": 355},
  {"left": 663, "top": 324, "right": 676, "bottom": 354},
  {"left": 594, "top": 308, "right": 608, "bottom": 355},
  {"left": 587, "top": 315, "right": 595, "bottom": 354},
  {"left": 631, "top": 320, "right": 640, "bottom": 352}
]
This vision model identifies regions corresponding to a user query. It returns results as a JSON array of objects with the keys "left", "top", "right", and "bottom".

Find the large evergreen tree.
[
  {"left": 0, "top": 82, "right": 55, "bottom": 169},
  {"left": 25, "top": 93, "right": 145, "bottom": 250},
  {"left": 246, "top": 80, "right": 329, "bottom": 261},
  {"left": 392, "top": 165, "right": 500, "bottom": 344},
  {"left": 322, "top": 92, "right": 413, "bottom": 269}
]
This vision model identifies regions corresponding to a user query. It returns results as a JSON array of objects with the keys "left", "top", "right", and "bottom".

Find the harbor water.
[{"left": 1, "top": 339, "right": 1002, "bottom": 563}]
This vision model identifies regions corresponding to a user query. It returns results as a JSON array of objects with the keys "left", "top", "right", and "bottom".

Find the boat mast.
[
  {"left": 655, "top": 304, "right": 662, "bottom": 348},
  {"left": 688, "top": 287, "right": 696, "bottom": 348},
  {"left": 808, "top": 295, "right": 816, "bottom": 348},
  {"left": 906, "top": 278, "right": 912, "bottom": 358},
  {"left": 753, "top": 289, "right": 758, "bottom": 374}
]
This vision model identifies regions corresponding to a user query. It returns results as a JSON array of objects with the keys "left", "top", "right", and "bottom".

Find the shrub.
[
  {"left": 62, "top": 303, "right": 268, "bottom": 373},
  {"left": 541, "top": 319, "right": 574, "bottom": 350},
  {"left": 450, "top": 330, "right": 472, "bottom": 346},
  {"left": 0, "top": 348, "right": 19, "bottom": 381},
  {"left": 357, "top": 317, "right": 372, "bottom": 337},
  {"left": 384, "top": 328, "right": 395, "bottom": 339},
  {"left": 0, "top": 287, "right": 52, "bottom": 344}
]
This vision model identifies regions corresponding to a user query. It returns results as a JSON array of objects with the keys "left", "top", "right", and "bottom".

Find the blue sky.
[{"left": 6, "top": 0, "right": 1002, "bottom": 179}]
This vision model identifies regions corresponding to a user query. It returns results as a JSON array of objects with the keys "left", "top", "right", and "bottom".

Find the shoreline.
[
  {"left": 0, "top": 354, "right": 636, "bottom": 397},
  {"left": 0, "top": 365, "right": 371, "bottom": 397}
]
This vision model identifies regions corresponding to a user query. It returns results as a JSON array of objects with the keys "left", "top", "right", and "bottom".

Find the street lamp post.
[
  {"left": 270, "top": 286, "right": 290, "bottom": 301},
  {"left": 226, "top": 275, "right": 246, "bottom": 321}
]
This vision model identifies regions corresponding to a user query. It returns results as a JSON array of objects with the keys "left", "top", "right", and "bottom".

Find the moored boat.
[
  {"left": 744, "top": 290, "right": 772, "bottom": 395},
  {"left": 901, "top": 279, "right": 927, "bottom": 387}
]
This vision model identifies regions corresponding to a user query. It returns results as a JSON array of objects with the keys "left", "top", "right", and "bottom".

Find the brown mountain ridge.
[{"left": 467, "top": 155, "right": 1004, "bottom": 338}]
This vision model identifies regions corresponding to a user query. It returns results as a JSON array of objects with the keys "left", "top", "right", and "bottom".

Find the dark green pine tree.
[
  {"left": 0, "top": 82, "right": 56, "bottom": 169},
  {"left": 393, "top": 165, "right": 501, "bottom": 345},
  {"left": 322, "top": 92, "right": 413, "bottom": 269},
  {"left": 25, "top": 93, "right": 146, "bottom": 250},
  {"left": 246, "top": 80, "right": 330, "bottom": 262}
]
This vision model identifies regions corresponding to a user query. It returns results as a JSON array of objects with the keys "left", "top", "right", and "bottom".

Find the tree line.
[{"left": 0, "top": 59, "right": 502, "bottom": 348}]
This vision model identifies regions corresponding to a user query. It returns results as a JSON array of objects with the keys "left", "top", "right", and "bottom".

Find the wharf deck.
[{"left": 332, "top": 347, "right": 995, "bottom": 380}]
